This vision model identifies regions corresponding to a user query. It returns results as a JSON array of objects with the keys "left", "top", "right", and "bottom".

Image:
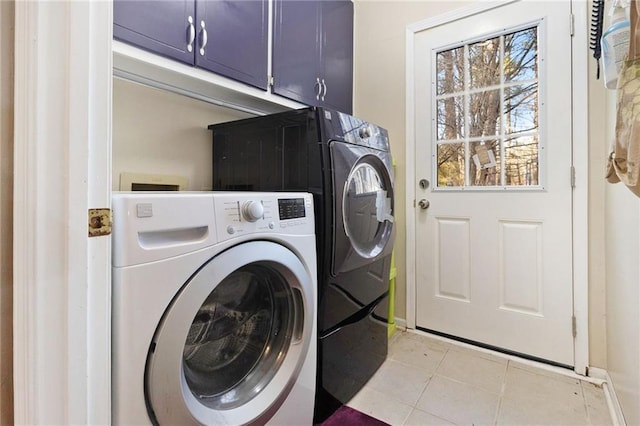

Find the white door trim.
[
  {"left": 404, "top": 0, "right": 589, "bottom": 375},
  {"left": 13, "top": 1, "right": 112, "bottom": 423}
]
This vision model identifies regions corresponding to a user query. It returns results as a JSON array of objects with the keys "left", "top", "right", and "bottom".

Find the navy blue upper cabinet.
[
  {"left": 273, "top": 0, "right": 353, "bottom": 113},
  {"left": 320, "top": 1, "right": 353, "bottom": 113},
  {"left": 195, "top": 1, "right": 268, "bottom": 89},
  {"left": 113, "top": 1, "right": 196, "bottom": 65},
  {"left": 114, "top": 0, "right": 269, "bottom": 90},
  {"left": 272, "top": 1, "right": 321, "bottom": 106}
]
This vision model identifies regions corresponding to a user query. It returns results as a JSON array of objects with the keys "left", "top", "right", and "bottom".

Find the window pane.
[
  {"left": 469, "top": 89, "right": 501, "bottom": 137},
  {"left": 469, "top": 37, "right": 500, "bottom": 89},
  {"left": 470, "top": 140, "right": 500, "bottom": 186},
  {"left": 505, "top": 135, "right": 539, "bottom": 186},
  {"left": 436, "top": 47, "right": 464, "bottom": 95},
  {"left": 504, "top": 27, "right": 538, "bottom": 82},
  {"left": 437, "top": 143, "right": 465, "bottom": 187},
  {"left": 504, "top": 84, "right": 538, "bottom": 134},
  {"left": 437, "top": 96, "right": 465, "bottom": 140}
]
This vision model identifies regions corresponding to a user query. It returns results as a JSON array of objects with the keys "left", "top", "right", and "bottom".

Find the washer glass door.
[
  {"left": 146, "top": 241, "right": 312, "bottom": 426},
  {"left": 183, "top": 263, "right": 294, "bottom": 409}
]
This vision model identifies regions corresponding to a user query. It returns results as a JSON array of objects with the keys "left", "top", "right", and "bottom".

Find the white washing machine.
[{"left": 111, "top": 191, "right": 317, "bottom": 425}]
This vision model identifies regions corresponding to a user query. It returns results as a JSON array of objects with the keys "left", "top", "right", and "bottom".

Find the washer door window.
[
  {"left": 331, "top": 141, "right": 395, "bottom": 275},
  {"left": 183, "top": 264, "right": 293, "bottom": 409},
  {"left": 146, "top": 241, "right": 313, "bottom": 426}
]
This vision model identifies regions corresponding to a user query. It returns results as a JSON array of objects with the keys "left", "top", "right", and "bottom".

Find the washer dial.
[{"left": 241, "top": 200, "right": 264, "bottom": 222}]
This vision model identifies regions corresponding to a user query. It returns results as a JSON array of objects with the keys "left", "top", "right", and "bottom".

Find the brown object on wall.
[{"left": 606, "top": 0, "right": 640, "bottom": 196}]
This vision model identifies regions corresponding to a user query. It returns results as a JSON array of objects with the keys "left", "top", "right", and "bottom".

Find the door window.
[
  {"left": 182, "top": 263, "right": 297, "bottom": 410},
  {"left": 435, "top": 25, "right": 541, "bottom": 189}
]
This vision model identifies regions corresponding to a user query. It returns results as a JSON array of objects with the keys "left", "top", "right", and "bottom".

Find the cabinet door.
[
  {"left": 272, "top": 0, "right": 322, "bottom": 106},
  {"left": 320, "top": 1, "right": 353, "bottom": 113},
  {"left": 195, "top": 0, "right": 269, "bottom": 89},
  {"left": 114, "top": 0, "right": 196, "bottom": 65}
]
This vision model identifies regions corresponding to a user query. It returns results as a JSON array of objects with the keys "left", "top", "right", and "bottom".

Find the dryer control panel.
[{"left": 213, "top": 192, "right": 314, "bottom": 240}]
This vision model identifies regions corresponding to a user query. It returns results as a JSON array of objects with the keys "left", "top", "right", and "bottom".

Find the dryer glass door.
[
  {"left": 331, "top": 141, "right": 395, "bottom": 274},
  {"left": 344, "top": 162, "right": 392, "bottom": 256}
]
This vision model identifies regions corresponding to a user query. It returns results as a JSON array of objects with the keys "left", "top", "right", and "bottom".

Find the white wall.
[
  {"left": 0, "top": 1, "right": 13, "bottom": 424},
  {"left": 112, "top": 78, "right": 253, "bottom": 191},
  {"left": 604, "top": 90, "right": 640, "bottom": 425}
]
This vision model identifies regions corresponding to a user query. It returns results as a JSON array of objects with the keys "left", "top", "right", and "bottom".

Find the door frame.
[
  {"left": 404, "top": 0, "right": 589, "bottom": 375},
  {"left": 13, "top": 1, "right": 112, "bottom": 423}
]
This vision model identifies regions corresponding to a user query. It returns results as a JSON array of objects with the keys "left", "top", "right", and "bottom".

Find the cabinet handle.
[
  {"left": 186, "top": 16, "right": 195, "bottom": 53},
  {"left": 321, "top": 78, "right": 327, "bottom": 101},
  {"left": 199, "top": 20, "right": 208, "bottom": 56},
  {"left": 315, "top": 77, "right": 321, "bottom": 100}
]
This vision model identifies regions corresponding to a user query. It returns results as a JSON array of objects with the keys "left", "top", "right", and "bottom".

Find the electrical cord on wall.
[{"left": 590, "top": 0, "right": 605, "bottom": 78}]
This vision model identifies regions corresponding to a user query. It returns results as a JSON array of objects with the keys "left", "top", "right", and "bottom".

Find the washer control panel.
[
  {"left": 213, "top": 192, "right": 314, "bottom": 239},
  {"left": 277, "top": 198, "right": 307, "bottom": 220}
]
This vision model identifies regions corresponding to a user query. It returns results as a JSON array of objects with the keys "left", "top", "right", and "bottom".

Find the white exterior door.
[{"left": 413, "top": 0, "right": 574, "bottom": 366}]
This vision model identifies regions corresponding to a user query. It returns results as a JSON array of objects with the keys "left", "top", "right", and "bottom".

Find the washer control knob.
[
  {"left": 242, "top": 200, "right": 264, "bottom": 222},
  {"left": 227, "top": 225, "right": 236, "bottom": 235}
]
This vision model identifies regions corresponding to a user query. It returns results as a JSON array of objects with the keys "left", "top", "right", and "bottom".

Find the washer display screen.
[{"left": 278, "top": 198, "right": 306, "bottom": 220}]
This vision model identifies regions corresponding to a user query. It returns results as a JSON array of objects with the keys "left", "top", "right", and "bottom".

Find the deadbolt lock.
[{"left": 419, "top": 179, "right": 430, "bottom": 189}]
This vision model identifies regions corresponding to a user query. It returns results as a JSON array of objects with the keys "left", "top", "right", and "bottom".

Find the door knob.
[{"left": 418, "top": 199, "right": 430, "bottom": 210}]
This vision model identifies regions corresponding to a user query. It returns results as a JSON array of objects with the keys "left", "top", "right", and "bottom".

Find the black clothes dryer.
[{"left": 209, "top": 107, "right": 395, "bottom": 422}]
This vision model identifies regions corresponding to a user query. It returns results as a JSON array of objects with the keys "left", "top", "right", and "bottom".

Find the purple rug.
[{"left": 315, "top": 405, "right": 390, "bottom": 426}]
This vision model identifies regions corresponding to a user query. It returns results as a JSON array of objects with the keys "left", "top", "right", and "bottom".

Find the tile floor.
[{"left": 346, "top": 331, "right": 613, "bottom": 425}]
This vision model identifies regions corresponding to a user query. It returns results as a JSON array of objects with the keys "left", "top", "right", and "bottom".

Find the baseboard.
[
  {"left": 587, "top": 366, "right": 608, "bottom": 381},
  {"left": 602, "top": 372, "right": 627, "bottom": 426},
  {"left": 392, "top": 318, "right": 407, "bottom": 330}
]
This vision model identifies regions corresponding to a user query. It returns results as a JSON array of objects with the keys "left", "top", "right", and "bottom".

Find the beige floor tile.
[
  {"left": 436, "top": 349, "right": 507, "bottom": 393},
  {"left": 499, "top": 362, "right": 588, "bottom": 425},
  {"left": 348, "top": 333, "right": 612, "bottom": 426},
  {"left": 402, "top": 332, "right": 451, "bottom": 349},
  {"left": 416, "top": 375, "right": 500, "bottom": 425},
  {"left": 389, "top": 332, "right": 448, "bottom": 373},
  {"left": 497, "top": 392, "right": 589, "bottom": 425},
  {"left": 509, "top": 360, "right": 581, "bottom": 385},
  {"left": 504, "top": 362, "right": 583, "bottom": 403},
  {"left": 366, "top": 359, "right": 432, "bottom": 406},
  {"left": 403, "top": 408, "right": 456, "bottom": 426},
  {"left": 347, "top": 385, "right": 413, "bottom": 426},
  {"left": 582, "top": 381, "right": 613, "bottom": 425},
  {"left": 447, "top": 342, "right": 509, "bottom": 365}
]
